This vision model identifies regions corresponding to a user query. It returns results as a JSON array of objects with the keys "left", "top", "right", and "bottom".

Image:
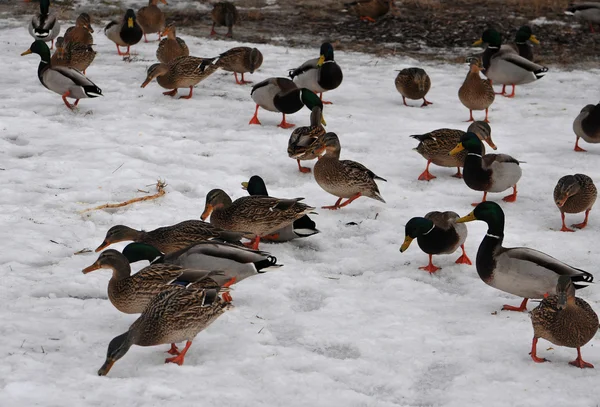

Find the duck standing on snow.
[
  {"left": 573, "top": 102, "right": 600, "bottom": 151},
  {"left": 104, "top": 9, "right": 144, "bottom": 56},
  {"left": 400, "top": 211, "right": 471, "bottom": 274},
  {"left": 210, "top": 1, "right": 239, "bottom": 37},
  {"left": 566, "top": 3, "right": 600, "bottom": 32},
  {"left": 63, "top": 13, "right": 94, "bottom": 46},
  {"left": 457, "top": 202, "right": 594, "bottom": 312},
  {"left": 343, "top": 0, "right": 393, "bottom": 22},
  {"left": 554, "top": 174, "right": 597, "bottom": 232},
  {"left": 449, "top": 132, "right": 521, "bottom": 206},
  {"left": 21, "top": 40, "right": 102, "bottom": 110},
  {"left": 156, "top": 23, "right": 189, "bottom": 64},
  {"left": 51, "top": 37, "right": 96, "bottom": 74},
  {"left": 508, "top": 26, "right": 538, "bottom": 62},
  {"left": 395, "top": 67, "right": 432, "bottom": 107},
  {"left": 458, "top": 57, "right": 495, "bottom": 123},
  {"left": 137, "top": 0, "right": 167, "bottom": 42},
  {"left": 216, "top": 47, "right": 263, "bottom": 85},
  {"left": 288, "top": 106, "right": 327, "bottom": 173},
  {"left": 288, "top": 43, "right": 343, "bottom": 104},
  {"left": 28, "top": 0, "right": 61, "bottom": 49}
]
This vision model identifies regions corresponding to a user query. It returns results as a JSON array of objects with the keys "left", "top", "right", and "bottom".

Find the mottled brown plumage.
[
  {"left": 554, "top": 174, "right": 597, "bottom": 232},
  {"left": 211, "top": 2, "right": 239, "bottom": 37},
  {"left": 344, "top": 0, "right": 392, "bottom": 21},
  {"left": 395, "top": 67, "right": 432, "bottom": 107},
  {"left": 137, "top": 0, "right": 167, "bottom": 42},
  {"left": 64, "top": 13, "right": 94, "bottom": 45},
  {"left": 216, "top": 47, "right": 263, "bottom": 84},
  {"left": 573, "top": 103, "right": 600, "bottom": 151},
  {"left": 51, "top": 37, "right": 96, "bottom": 73},
  {"left": 156, "top": 23, "right": 189, "bottom": 64},
  {"left": 287, "top": 107, "right": 326, "bottom": 173},
  {"left": 458, "top": 59, "right": 495, "bottom": 122}
]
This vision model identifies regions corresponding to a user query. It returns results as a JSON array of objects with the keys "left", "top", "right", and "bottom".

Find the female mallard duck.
[
  {"left": 137, "top": 0, "right": 168, "bottom": 42},
  {"left": 343, "top": 0, "right": 393, "bottom": 22},
  {"left": 287, "top": 106, "right": 327, "bottom": 173},
  {"left": 458, "top": 58, "right": 495, "bottom": 122},
  {"left": 449, "top": 132, "right": 521, "bottom": 206},
  {"left": 241, "top": 175, "right": 319, "bottom": 241},
  {"left": 95, "top": 220, "right": 243, "bottom": 254},
  {"left": 97, "top": 285, "right": 232, "bottom": 376},
  {"left": 456, "top": 202, "right": 593, "bottom": 312},
  {"left": 566, "top": 3, "right": 600, "bottom": 33},
  {"left": 156, "top": 23, "right": 189, "bottom": 64},
  {"left": 249, "top": 77, "right": 324, "bottom": 129},
  {"left": 400, "top": 211, "right": 471, "bottom": 273},
  {"left": 51, "top": 37, "right": 96, "bottom": 74},
  {"left": 411, "top": 121, "right": 496, "bottom": 181},
  {"left": 123, "top": 240, "right": 281, "bottom": 283},
  {"left": 573, "top": 102, "right": 600, "bottom": 151},
  {"left": 82, "top": 249, "right": 234, "bottom": 314},
  {"left": 530, "top": 275, "right": 599, "bottom": 368},
  {"left": 395, "top": 67, "right": 432, "bottom": 107},
  {"left": 21, "top": 40, "right": 102, "bottom": 110},
  {"left": 288, "top": 43, "right": 343, "bottom": 104},
  {"left": 473, "top": 28, "right": 548, "bottom": 98},
  {"left": 64, "top": 13, "right": 94, "bottom": 46},
  {"left": 554, "top": 174, "right": 597, "bottom": 232},
  {"left": 141, "top": 56, "right": 219, "bottom": 99},
  {"left": 104, "top": 9, "right": 144, "bottom": 56},
  {"left": 313, "top": 132, "right": 386, "bottom": 210},
  {"left": 216, "top": 47, "right": 263, "bottom": 85},
  {"left": 28, "top": 0, "right": 61, "bottom": 49},
  {"left": 201, "top": 189, "right": 316, "bottom": 249},
  {"left": 210, "top": 1, "right": 239, "bottom": 37}
]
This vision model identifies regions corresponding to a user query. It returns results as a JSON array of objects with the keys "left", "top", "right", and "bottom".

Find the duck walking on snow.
[
  {"left": 554, "top": 174, "right": 597, "bottom": 232},
  {"left": 104, "top": 9, "right": 144, "bottom": 56},
  {"left": 28, "top": 0, "right": 61, "bottom": 49}
]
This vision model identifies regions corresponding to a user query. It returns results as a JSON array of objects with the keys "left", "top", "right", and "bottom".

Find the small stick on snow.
[{"left": 80, "top": 180, "right": 167, "bottom": 214}]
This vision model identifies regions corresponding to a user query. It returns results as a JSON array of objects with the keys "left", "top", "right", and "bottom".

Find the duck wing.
[
  {"left": 496, "top": 52, "right": 548, "bottom": 78},
  {"left": 340, "top": 160, "right": 387, "bottom": 182},
  {"left": 288, "top": 57, "right": 319, "bottom": 79},
  {"left": 168, "top": 241, "right": 272, "bottom": 265},
  {"left": 425, "top": 211, "right": 459, "bottom": 231},
  {"left": 481, "top": 153, "right": 520, "bottom": 170}
]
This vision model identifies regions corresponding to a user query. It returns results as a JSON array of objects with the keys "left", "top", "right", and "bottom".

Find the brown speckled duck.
[
  {"left": 458, "top": 58, "right": 495, "bottom": 123},
  {"left": 137, "top": 0, "right": 168, "bottom": 42},
  {"left": 343, "top": 0, "right": 393, "bottom": 22},
  {"left": 573, "top": 103, "right": 600, "bottom": 152},
  {"left": 210, "top": 2, "right": 239, "bottom": 37},
  {"left": 51, "top": 36, "right": 96, "bottom": 74},
  {"left": 156, "top": 23, "right": 189, "bottom": 64},
  {"left": 64, "top": 13, "right": 94, "bottom": 46},
  {"left": 554, "top": 174, "right": 597, "bottom": 232},
  {"left": 287, "top": 106, "right": 327, "bottom": 173},
  {"left": 216, "top": 47, "right": 263, "bottom": 85},
  {"left": 395, "top": 67, "right": 432, "bottom": 107}
]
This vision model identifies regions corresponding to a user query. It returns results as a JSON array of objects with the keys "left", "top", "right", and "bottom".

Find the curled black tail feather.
[
  {"left": 572, "top": 269, "right": 593, "bottom": 290},
  {"left": 254, "top": 255, "right": 281, "bottom": 272}
]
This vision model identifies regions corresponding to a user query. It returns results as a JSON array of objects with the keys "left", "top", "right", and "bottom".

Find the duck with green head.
[
  {"left": 28, "top": 0, "right": 61, "bottom": 49},
  {"left": 104, "top": 9, "right": 144, "bottom": 56},
  {"left": 456, "top": 202, "right": 593, "bottom": 312}
]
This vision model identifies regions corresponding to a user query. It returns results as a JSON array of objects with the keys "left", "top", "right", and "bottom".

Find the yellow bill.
[
  {"left": 21, "top": 49, "right": 32, "bottom": 56},
  {"left": 456, "top": 212, "right": 477, "bottom": 223},
  {"left": 449, "top": 143, "right": 464, "bottom": 156},
  {"left": 128, "top": 17, "right": 134, "bottom": 28},
  {"left": 321, "top": 115, "right": 327, "bottom": 126},
  {"left": 529, "top": 35, "right": 540, "bottom": 45},
  {"left": 399, "top": 236, "right": 413, "bottom": 252},
  {"left": 472, "top": 38, "right": 483, "bottom": 46},
  {"left": 241, "top": 182, "right": 249, "bottom": 190},
  {"left": 317, "top": 55, "right": 325, "bottom": 66}
]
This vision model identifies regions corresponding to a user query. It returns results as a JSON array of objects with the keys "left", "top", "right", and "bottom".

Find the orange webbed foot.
[
  {"left": 418, "top": 264, "right": 440, "bottom": 274},
  {"left": 417, "top": 170, "right": 436, "bottom": 181},
  {"left": 455, "top": 254, "right": 472, "bottom": 265},
  {"left": 570, "top": 358, "right": 594, "bottom": 369}
]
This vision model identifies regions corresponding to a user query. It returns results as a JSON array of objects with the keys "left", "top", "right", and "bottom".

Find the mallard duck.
[
  {"left": 64, "top": 13, "right": 94, "bottom": 46},
  {"left": 104, "top": 9, "right": 144, "bottom": 56},
  {"left": 21, "top": 40, "right": 102, "bottom": 110},
  {"left": 566, "top": 3, "right": 600, "bottom": 32},
  {"left": 395, "top": 67, "right": 432, "bottom": 107},
  {"left": 141, "top": 56, "right": 219, "bottom": 99},
  {"left": 456, "top": 202, "right": 594, "bottom": 312},
  {"left": 343, "top": 0, "right": 393, "bottom": 22},
  {"left": 400, "top": 211, "right": 471, "bottom": 273},
  {"left": 313, "top": 132, "right": 386, "bottom": 210},
  {"left": 215, "top": 47, "right": 263, "bottom": 85},
  {"left": 95, "top": 220, "right": 244, "bottom": 254},
  {"left": 51, "top": 37, "right": 96, "bottom": 74},
  {"left": 156, "top": 23, "right": 189, "bottom": 64},
  {"left": 458, "top": 58, "right": 495, "bottom": 122},
  {"left": 28, "top": 0, "right": 61, "bottom": 49},
  {"left": 137, "top": 0, "right": 167, "bottom": 42},
  {"left": 249, "top": 77, "right": 324, "bottom": 129},
  {"left": 508, "top": 26, "right": 538, "bottom": 62},
  {"left": 241, "top": 175, "right": 319, "bottom": 241},
  {"left": 201, "top": 189, "right": 316, "bottom": 249},
  {"left": 411, "top": 121, "right": 496, "bottom": 181},
  {"left": 554, "top": 174, "right": 597, "bottom": 232},
  {"left": 123, "top": 240, "right": 281, "bottom": 282},
  {"left": 287, "top": 106, "right": 327, "bottom": 173},
  {"left": 210, "top": 1, "right": 239, "bottom": 37},
  {"left": 288, "top": 43, "right": 343, "bottom": 104},
  {"left": 473, "top": 28, "right": 548, "bottom": 98},
  {"left": 530, "top": 275, "right": 599, "bottom": 368},
  {"left": 83, "top": 249, "right": 234, "bottom": 314},
  {"left": 573, "top": 103, "right": 600, "bottom": 151},
  {"left": 97, "top": 285, "right": 232, "bottom": 376},
  {"left": 449, "top": 132, "right": 521, "bottom": 206}
]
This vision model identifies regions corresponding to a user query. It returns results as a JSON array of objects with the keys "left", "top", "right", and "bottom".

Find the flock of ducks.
[{"left": 21, "top": 0, "right": 600, "bottom": 375}]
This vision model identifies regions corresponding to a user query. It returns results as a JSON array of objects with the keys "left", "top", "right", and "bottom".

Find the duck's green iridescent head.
[
  {"left": 400, "top": 217, "right": 435, "bottom": 252},
  {"left": 301, "top": 89, "right": 325, "bottom": 122},
  {"left": 241, "top": 175, "right": 269, "bottom": 196},
  {"left": 515, "top": 26, "right": 538, "bottom": 44},
  {"left": 121, "top": 243, "right": 163, "bottom": 264},
  {"left": 473, "top": 28, "right": 502, "bottom": 48},
  {"left": 456, "top": 201, "right": 505, "bottom": 231},
  {"left": 21, "top": 40, "right": 51, "bottom": 60},
  {"left": 318, "top": 42, "right": 335, "bottom": 66},
  {"left": 449, "top": 132, "right": 483, "bottom": 155}
]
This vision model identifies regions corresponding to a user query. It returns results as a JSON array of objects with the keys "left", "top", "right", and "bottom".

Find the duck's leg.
[
  {"left": 465, "top": 110, "right": 474, "bottom": 122},
  {"left": 115, "top": 44, "right": 124, "bottom": 55},
  {"left": 572, "top": 209, "right": 591, "bottom": 229},
  {"left": 319, "top": 93, "right": 332, "bottom": 105},
  {"left": 530, "top": 337, "right": 547, "bottom": 363},
  {"left": 504, "top": 85, "right": 516, "bottom": 98},
  {"left": 495, "top": 85, "right": 506, "bottom": 95},
  {"left": 239, "top": 73, "right": 252, "bottom": 84},
  {"left": 471, "top": 191, "right": 487, "bottom": 207},
  {"left": 221, "top": 277, "right": 236, "bottom": 302},
  {"left": 402, "top": 96, "right": 408, "bottom": 107},
  {"left": 297, "top": 159, "right": 311, "bottom": 173},
  {"left": 338, "top": 193, "right": 362, "bottom": 208},
  {"left": 180, "top": 86, "right": 194, "bottom": 99},
  {"left": 417, "top": 160, "right": 436, "bottom": 181},
  {"left": 560, "top": 212, "right": 575, "bottom": 232},
  {"left": 421, "top": 98, "right": 433, "bottom": 107},
  {"left": 61, "top": 91, "right": 74, "bottom": 110},
  {"left": 452, "top": 167, "right": 462, "bottom": 178},
  {"left": 418, "top": 254, "right": 440, "bottom": 273},
  {"left": 210, "top": 22, "right": 217, "bottom": 36},
  {"left": 574, "top": 137, "right": 587, "bottom": 152},
  {"left": 249, "top": 104, "right": 261, "bottom": 125},
  {"left": 502, "top": 298, "right": 528, "bottom": 312},
  {"left": 51, "top": 38, "right": 54, "bottom": 50},
  {"left": 590, "top": 23, "right": 595, "bottom": 33},
  {"left": 164, "top": 340, "right": 193, "bottom": 365},
  {"left": 502, "top": 185, "right": 518, "bottom": 202},
  {"left": 278, "top": 114, "right": 295, "bottom": 129},
  {"left": 143, "top": 33, "right": 148, "bottom": 43},
  {"left": 83, "top": 69, "right": 86, "bottom": 75},
  {"left": 360, "top": 16, "right": 376, "bottom": 23},
  {"left": 226, "top": 26, "right": 233, "bottom": 38},
  {"left": 484, "top": 108, "right": 490, "bottom": 123},
  {"left": 73, "top": 99, "right": 80, "bottom": 107},
  {"left": 569, "top": 347, "right": 594, "bottom": 368},
  {"left": 454, "top": 244, "right": 472, "bottom": 265},
  {"left": 322, "top": 197, "right": 343, "bottom": 210},
  {"left": 166, "top": 343, "right": 180, "bottom": 355},
  {"left": 163, "top": 89, "right": 178, "bottom": 97},
  {"left": 243, "top": 236, "right": 261, "bottom": 250}
]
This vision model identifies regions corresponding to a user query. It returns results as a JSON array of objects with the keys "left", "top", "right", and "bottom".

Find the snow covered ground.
[{"left": 2, "top": 15, "right": 600, "bottom": 406}]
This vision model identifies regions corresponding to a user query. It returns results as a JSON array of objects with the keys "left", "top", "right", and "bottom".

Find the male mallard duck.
[
  {"left": 566, "top": 3, "right": 600, "bottom": 32},
  {"left": 343, "top": 0, "right": 393, "bottom": 22},
  {"left": 28, "top": 0, "right": 61, "bottom": 49},
  {"left": 313, "top": 132, "right": 386, "bottom": 210},
  {"left": 411, "top": 121, "right": 496, "bottom": 181},
  {"left": 156, "top": 23, "right": 189, "bottom": 64},
  {"left": 51, "top": 37, "right": 96, "bottom": 74},
  {"left": 97, "top": 285, "right": 232, "bottom": 376},
  {"left": 458, "top": 58, "right": 495, "bottom": 122},
  {"left": 82, "top": 249, "right": 234, "bottom": 314},
  {"left": 508, "top": 26, "right": 538, "bottom": 62},
  {"left": 395, "top": 67, "right": 432, "bottom": 107},
  {"left": 64, "top": 13, "right": 94, "bottom": 46},
  {"left": 449, "top": 132, "right": 521, "bottom": 206},
  {"left": 456, "top": 202, "right": 594, "bottom": 312},
  {"left": 249, "top": 77, "right": 324, "bottom": 129},
  {"left": 210, "top": 1, "right": 239, "bottom": 37},
  {"left": 141, "top": 56, "right": 219, "bottom": 99},
  {"left": 95, "top": 220, "right": 243, "bottom": 254},
  {"left": 530, "top": 275, "right": 599, "bottom": 368},
  {"left": 473, "top": 28, "right": 548, "bottom": 98},
  {"left": 104, "top": 9, "right": 144, "bottom": 56},
  {"left": 400, "top": 211, "right": 471, "bottom": 273},
  {"left": 201, "top": 189, "right": 316, "bottom": 249},
  {"left": 241, "top": 175, "right": 319, "bottom": 241},
  {"left": 288, "top": 43, "right": 343, "bottom": 104},
  {"left": 137, "top": 0, "right": 167, "bottom": 42},
  {"left": 573, "top": 103, "right": 600, "bottom": 151},
  {"left": 216, "top": 47, "right": 263, "bottom": 85},
  {"left": 287, "top": 106, "right": 327, "bottom": 173},
  {"left": 554, "top": 174, "right": 597, "bottom": 232},
  {"left": 21, "top": 40, "right": 102, "bottom": 110}
]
